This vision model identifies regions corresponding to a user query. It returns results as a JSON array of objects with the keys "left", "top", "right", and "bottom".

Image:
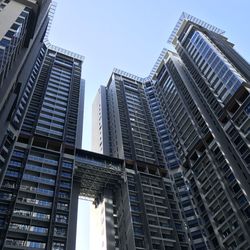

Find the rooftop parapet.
[
  {"left": 43, "top": 1, "right": 85, "bottom": 61},
  {"left": 168, "top": 12, "right": 225, "bottom": 45}
]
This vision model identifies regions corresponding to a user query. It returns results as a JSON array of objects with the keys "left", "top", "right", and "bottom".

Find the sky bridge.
[{"left": 74, "top": 149, "right": 124, "bottom": 202}]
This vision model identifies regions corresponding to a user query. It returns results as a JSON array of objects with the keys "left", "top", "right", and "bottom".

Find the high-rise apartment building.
[
  {"left": 166, "top": 13, "right": 250, "bottom": 249},
  {"left": 92, "top": 70, "right": 204, "bottom": 250},
  {"left": 0, "top": 2, "right": 125, "bottom": 250},
  {"left": 92, "top": 13, "right": 250, "bottom": 250},
  {"left": 0, "top": 0, "right": 51, "bottom": 184},
  {"left": 1, "top": 2, "right": 250, "bottom": 249},
  {"left": 0, "top": 43, "right": 85, "bottom": 249},
  {"left": 0, "top": 1, "right": 88, "bottom": 249},
  {"left": 92, "top": 85, "right": 109, "bottom": 155}
]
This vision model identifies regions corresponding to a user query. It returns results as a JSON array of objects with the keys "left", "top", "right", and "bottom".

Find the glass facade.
[
  {"left": 107, "top": 74, "right": 165, "bottom": 166},
  {"left": 1, "top": 4, "right": 250, "bottom": 250},
  {"left": 144, "top": 81, "right": 180, "bottom": 169},
  {"left": 36, "top": 54, "right": 73, "bottom": 139},
  {"left": 0, "top": 43, "right": 83, "bottom": 249},
  {"left": 0, "top": 0, "right": 51, "bottom": 186},
  {"left": 180, "top": 30, "right": 245, "bottom": 103},
  {"left": 0, "top": 7, "right": 30, "bottom": 82},
  {"left": 91, "top": 13, "right": 250, "bottom": 250}
]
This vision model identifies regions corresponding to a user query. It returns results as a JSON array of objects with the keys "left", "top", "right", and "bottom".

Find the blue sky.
[{"left": 48, "top": 1, "right": 250, "bottom": 249}]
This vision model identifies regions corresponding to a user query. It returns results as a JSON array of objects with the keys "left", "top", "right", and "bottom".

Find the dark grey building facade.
[
  {"left": 0, "top": 0, "right": 51, "bottom": 184},
  {"left": 1, "top": 3, "right": 250, "bottom": 250},
  {"left": 0, "top": 43, "right": 85, "bottom": 249},
  {"left": 165, "top": 13, "right": 250, "bottom": 249},
  {"left": 0, "top": 1, "right": 87, "bottom": 249},
  {"left": 92, "top": 13, "right": 250, "bottom": 250}
]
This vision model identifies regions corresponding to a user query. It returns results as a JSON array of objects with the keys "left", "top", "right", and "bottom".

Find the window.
[
  {"left": 135, "top": 238, "right": 144, "bottom": 248},
  {"left": 133, "top": 226, "right": 143, "bottom": 235}
]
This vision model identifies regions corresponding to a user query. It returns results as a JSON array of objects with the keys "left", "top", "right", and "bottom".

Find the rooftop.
[
  {"left": 112, "top": 48, "right": 169, "bottom": 83},
  {"left": 108, "top": 12, "right": 225, "bottom": 86},
  {"left": 44, "top": 1, "right": 85, "bottom": 61},
  {"left": 168, "top": 12, "right": 225, "bottom": 45}
]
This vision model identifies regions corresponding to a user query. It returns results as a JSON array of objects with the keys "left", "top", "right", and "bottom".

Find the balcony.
[
  {"left": 23, "top": 174, "right": 55, "bottom": 185},
  {"left": 5, "top": 239, "right": 46, "bottom": 249},
  {"left": 28, "top": 155, "right": 58, "bottom": 166},
  {"left": 9, "top": 223, "right": 48, "bottom": 235},
  {"left": 25, "top": 164, "right": 57, "bottom": 175},
  {"left": 17, "top": 197, "right": 52, "bottom": 208},
  {"left": 13, "top": 210, "right": 50, "bottom": 221},
  {"left": 20, "top": 185, "right": 54, "bottom": 196}
]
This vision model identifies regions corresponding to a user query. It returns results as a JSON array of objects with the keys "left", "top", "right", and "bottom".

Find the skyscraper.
[
  {"left": 0, "top": 0, "right": 51, "bottom": 183},
  {"left": 165, "top": 12, "right": 250, "bottom": 249},
  {"left": 0, "top": 43, "right": 85, "bottom": 249},
  {"left": 0, "top": 2, "right": 125, "bottom": 250},
  {"left": 92, "top": 85, "right": 109, "bottom": 156},
  {"left": 1, "top": 2, "right": 250, "bottom": 249},
  {"left": 92, "top": 13, "right": 250, "bottom": 250},
  {"left": 0, "top": 1, "right": 87, "bottom": 249}
]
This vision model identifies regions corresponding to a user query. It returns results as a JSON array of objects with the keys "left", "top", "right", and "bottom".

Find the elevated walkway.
[{"left": 74, "top": 149, "right": 124, "bottom": 199}]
